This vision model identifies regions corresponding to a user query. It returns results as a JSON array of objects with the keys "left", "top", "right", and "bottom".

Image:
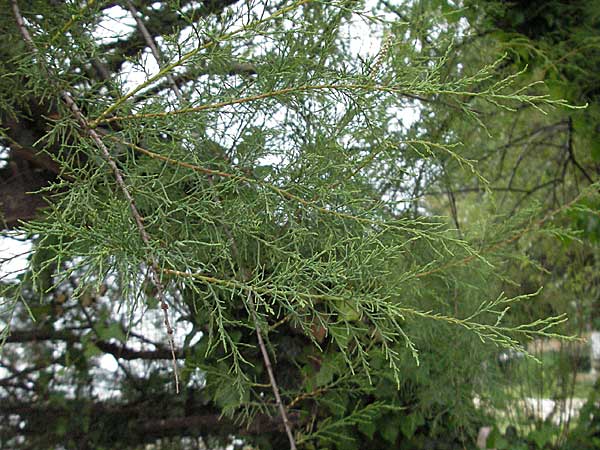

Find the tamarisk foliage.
[{"left": 0, "top": 1, "right": 588, "bottom": 448}]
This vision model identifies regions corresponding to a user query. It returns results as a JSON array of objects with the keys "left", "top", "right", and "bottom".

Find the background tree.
[
  {"left": 0, "top": 1, "right": 596, "bottom": 449},
  {"left": 402, "top": 0, "right": 600, "bottom": 447}
]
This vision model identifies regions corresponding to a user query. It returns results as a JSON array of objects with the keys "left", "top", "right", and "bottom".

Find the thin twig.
[
  {"left": 248, "top": 291, "right": 297, "bottom": 450},
  {"left": 124, "top": 0, "right": 182, "bottom": 99},
  {"left": 566, "top": 116, "right": 594, "bottom": 184},
  {"left": 11, "top": 0, "right": 179, "bottom": 393}
]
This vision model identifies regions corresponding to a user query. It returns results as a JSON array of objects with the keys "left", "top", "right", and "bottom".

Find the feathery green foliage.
[{"left": 0, "top": 1, "right": 595, "bottom": 449}]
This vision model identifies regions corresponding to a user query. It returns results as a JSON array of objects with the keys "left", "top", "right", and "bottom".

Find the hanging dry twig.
[{"left": 249, "top": 292, "right": 298, "bottom": 450}]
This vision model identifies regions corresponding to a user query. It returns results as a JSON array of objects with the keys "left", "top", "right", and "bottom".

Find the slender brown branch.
[
  {"left": 248, "top": 291, "right": 297, "bottom": 450},
  {"left": 124, "top": 0, "right": 183, "bottom": 99},
  {"left": 566, "top": 116, "right": 594, "bottom": 184},
  {"left": 11, "top": 0, "right": 179, "bottom": 393}
]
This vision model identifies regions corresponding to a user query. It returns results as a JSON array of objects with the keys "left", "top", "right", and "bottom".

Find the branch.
[
  {"left": 4, "top": 329, "right": 183, "bottom": 360},
  {"left": 11, "top": 0, "right": 180, "bottom": 392},
  {"left": 125, "top": 0, "right": 182, "bottom": 99},
  {"left": 566, "top": 116, "right": 594, "bottom": 184},
  {"left": 0, "top": 399, "right": 299, "bottom": 442},
  {"left": 139, "top": 411, "right": 298, "bottom": 438},
  {"left": 249, "top": 291, "right": 297, "bottom": 450},
  {"left": 99, "top": 1, "right": 239, "bottom": 74},
  {"left": 126, "top": 7, "right": 295, "bottom": 444}
]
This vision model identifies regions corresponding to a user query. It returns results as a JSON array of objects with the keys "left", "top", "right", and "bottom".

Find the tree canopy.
[{"left": 1, "top": 1, "right": 599, "bottom": 449}]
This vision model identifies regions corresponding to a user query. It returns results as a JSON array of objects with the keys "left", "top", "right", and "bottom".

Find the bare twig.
[
  {"left": 248, "top": 291, "right": 297, "bottom": 450},
  {"left": 566, "top": 116, "right": 594, "bottom": 184},
  {"left": 124, "top": 0, "right": 183, "bottom": 99},
  {"left": 11, "top": 0, "right": 180, "bottom": 393}
]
